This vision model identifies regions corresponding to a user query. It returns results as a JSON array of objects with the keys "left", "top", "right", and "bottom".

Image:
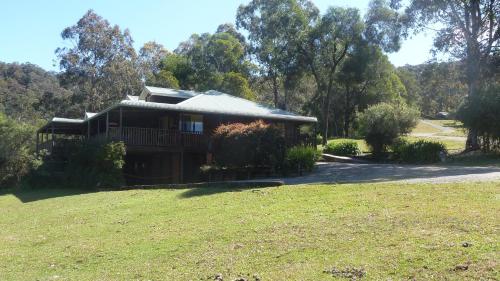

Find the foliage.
[
  {"left": 392, "top": 0, "right": 500, "bottom": 149},
  {"left": 457, "top": 81, "right": 500, "bottom": 152},
  {"left": 324, "top": 140, "right": 360, "bottom": 156},
  {"left": 237, "top": 0, "right": 318, "bottom": 110},
  {"left": 285, "top": 146, "right": 320, "bottom": 173},
  {"left": 0, "top": 62, "right": 74, "bottom": 121},
  {"left": 392, "top": 139, "right": 446, "bottom": 164},
  {"left": 398, "top": 62, "right": 467, "bottom": 117},
  {"left": 211, "top": 120, "right": 285, "bottom": 169},
  {"left": 64, "top": 140, "right": 126, "bottom": 188},
  {"left": 0, "top": 113, "right": 39, "bottom": 188},
  {"left": 138, "top": 41, "right": 169, "bottom": 81},
  {"left": 358, "top": 102, "right": 419, "bottom": 155},
  {"left": 56, "top": 10, "right": 141, "bottom": 112}
]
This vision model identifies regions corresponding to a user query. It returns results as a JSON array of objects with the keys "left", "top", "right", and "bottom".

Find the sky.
[{"left": 0, "top": 0, "right": 438, "bottom": 72}]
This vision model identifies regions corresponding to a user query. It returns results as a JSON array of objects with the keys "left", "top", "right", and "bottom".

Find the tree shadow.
[
  {"left": 0, "top": 188, "right": 95, "bottom": 203},
  {"left": 178, "top": 181, "right": 282, "bottom": 199}
]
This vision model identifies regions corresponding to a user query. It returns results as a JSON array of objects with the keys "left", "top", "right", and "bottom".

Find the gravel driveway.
[{"left": 283, "top": 162, "right": 500, "bottom": 185}]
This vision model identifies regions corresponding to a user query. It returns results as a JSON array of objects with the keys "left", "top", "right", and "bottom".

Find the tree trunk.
[
  {"left": 464, "top": 2, "right": 482, "bottom": 151},
  {"left": 272, "top": 75, "right": 279, "bottom": 109}
]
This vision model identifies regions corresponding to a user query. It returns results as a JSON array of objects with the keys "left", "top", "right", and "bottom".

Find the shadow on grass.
[
  {"left": 0, "top": 187, "right": 95, "bottom": 203},
  {"left": 178, "top": 182, "right": 282, "bottom": 199}
]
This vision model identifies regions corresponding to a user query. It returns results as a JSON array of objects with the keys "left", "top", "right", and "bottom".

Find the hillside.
[{"left": 1, "top": 182, "right": 498, "bottom": 280}]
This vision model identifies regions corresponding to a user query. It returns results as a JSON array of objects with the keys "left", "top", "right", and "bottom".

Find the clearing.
[{"left": 1, "top": 182, "right": 499, "bottom": 280}]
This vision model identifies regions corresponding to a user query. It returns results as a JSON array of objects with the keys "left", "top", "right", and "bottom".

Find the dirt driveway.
[{"left": 283, "top": 162, "right": 500, "bottom": 185}]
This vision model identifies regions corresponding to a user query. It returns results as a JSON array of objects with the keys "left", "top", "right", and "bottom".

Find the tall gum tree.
[{"left": 391, "top": 0, "right": 500, "bottom": 150}]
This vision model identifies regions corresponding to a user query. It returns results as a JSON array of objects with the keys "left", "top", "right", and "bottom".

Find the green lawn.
[{"left": 1, "top": 183, "right": 499, "bottom": 280}]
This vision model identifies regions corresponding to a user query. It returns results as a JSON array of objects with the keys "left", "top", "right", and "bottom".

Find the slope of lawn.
[{"left": 1, "top": 183, "right": 499, "bottom": 280}]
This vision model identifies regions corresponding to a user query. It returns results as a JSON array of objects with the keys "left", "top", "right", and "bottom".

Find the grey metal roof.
[
  {"left": 47, "top": 87, "right": 317, "bottom": 125},
  {"left": 52, "top": 117, "right": 84, "bottom": 124},
  {"left": 141, "top": 86, "right": 198, "bottom": 99},
  {"left": 119, "top": 90, "right": 317, "bottom": 123}
]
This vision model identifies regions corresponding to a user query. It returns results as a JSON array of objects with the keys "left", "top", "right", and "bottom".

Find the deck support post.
[
  {"left": 51, "top": 124, "right": 55, "bottom": 152},
  {"left": 119, "top": 107, "right": 123, "bottom": 139},
  {"left": 313, "top": 124, "right": 317, "bottom": 148},
  {"left": 180, "top": 151, "right": 184, "bottom": 184},
  {"left": 106, "top": 112, "right": 109, "bottom": 138},
  {"left": 36, "top": 131, "right": 39, "bottom": 154}
]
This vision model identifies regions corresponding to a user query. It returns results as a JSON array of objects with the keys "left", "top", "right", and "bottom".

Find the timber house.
[{"left": 37, "top": 86, "right": 317, "bottom": 184}]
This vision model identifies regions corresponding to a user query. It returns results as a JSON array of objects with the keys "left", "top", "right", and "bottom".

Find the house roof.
[
  {"left": 42, "top": 86, "right": 317, "bottom": 132},
  {"left": 118, "top": 89, "right": 317, "bottom": 123},
  {"left": 140, "top": 86, "right": 198, "bottom": 100}
]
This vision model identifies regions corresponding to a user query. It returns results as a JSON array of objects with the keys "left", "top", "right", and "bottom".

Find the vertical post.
[
  {"left": 106, "top": 112, "right": 109, "bottom": 138},
  {"left": 97, "top": 118, "right": 100, "bottom": 136},
  {"left": 180, "top": 151, "right": 184, "bottom": 183},
  {"left": 51, "top": 124, "right": 55, "bottom": 151},
  {"left": 119, "top": 107, "right": 123, "bottom": 139},
  {"left": 87, "top": 120, "right": 90, "bottom": 140},
  {"left": 36, "top": 131, "right": 39, "bottom": 154},
  {"left": 313, "top": 124, "right": 317, "bottom": 148}
]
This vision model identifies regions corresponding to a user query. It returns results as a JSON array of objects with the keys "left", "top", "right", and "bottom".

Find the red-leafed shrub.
[{"left": 211, "top": 120, "right": 285, "bottom": 169}]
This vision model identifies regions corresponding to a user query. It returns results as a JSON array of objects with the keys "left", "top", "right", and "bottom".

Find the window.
[{"left": 179, "top": 114, "right": 203, "bottom": 134}]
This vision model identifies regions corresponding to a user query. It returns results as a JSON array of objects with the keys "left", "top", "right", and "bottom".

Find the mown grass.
[
  {"left": 412, "top": 121, "right": 443, "bottom": 134},
  {"left": 1, "top": 182, "right": 499, "bottom": 280}
]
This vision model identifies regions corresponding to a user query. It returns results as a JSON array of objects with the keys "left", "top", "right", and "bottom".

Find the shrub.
[
  {"left": 358, "top": 102, "right": 419, "bottom": 156},
  {"left": 64, "top": 140, "right": 126, "bottom": 188},
  {"left": 211, "top": 120, "right": 286, "bottom": 170},
  {"left": 0, "top": 113, "right": 38, "bottom": 188},
  {"left": 285, "top": 146, "right": 320, "bottom": 174},
  {"left": 324, "top": 141, "right": 360, "bottom": 156},
  {"left": 457, "top": 81, "right": 500, "bottom": 151},
  {"left": 392, "top": 139, "right": 447, "bottom": 163}
]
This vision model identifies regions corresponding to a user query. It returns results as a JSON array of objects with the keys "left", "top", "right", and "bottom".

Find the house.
[{"left": 36, "top": 86, "right": 317, "bottom": 184}]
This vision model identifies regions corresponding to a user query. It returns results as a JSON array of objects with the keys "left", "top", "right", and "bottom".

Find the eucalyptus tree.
[
  {"left": 56, "top": 10, "right": 141, "bottom": 112},
  {"left": 338, "top": 43, "right": 406, "bottom": 136},
  {"left": 391, "top": 0, "right": 500, "bottom": 149},
  {"left": 138, "top": 41, "right": 169, "bottom": 82},
  {"left": 236, "top": 0, "right": 319, "bottom": 109},
  {"left": 300, "top": 7, "right": 364, "bottom": 144}
]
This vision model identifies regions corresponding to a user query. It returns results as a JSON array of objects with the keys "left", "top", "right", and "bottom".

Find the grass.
[
  {"left": 1, "top": 183, "right": 499, "bottom": 280},
  {"left": 412, "top": 121, "right": 443, "bottom": 134}
]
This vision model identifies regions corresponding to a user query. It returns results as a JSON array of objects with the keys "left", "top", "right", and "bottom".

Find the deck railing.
[{"left": 108, "top": 127, "right": 207, "bottom": 148}]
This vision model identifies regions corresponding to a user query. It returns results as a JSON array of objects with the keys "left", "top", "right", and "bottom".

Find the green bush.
[
  {"left": 65, "top": 140, "right": 126, "bottom": 188},
  {"left": 324, "top": 141, "right": 360, "bottom": 156},
  {"left": 358, "top": 102, "right": 419, "bottom": 156},
  {"left": 212, "top": 120, "right": 286, "bottom": 169},
  {"left": 392, "top": 139, "right": 446, "bottom": 163},
  {"left": 285, "top": 146, "right": 320, "bottom": 174},
  {"left": 0, "top": 113, "right": 38, "bottom": 188}
]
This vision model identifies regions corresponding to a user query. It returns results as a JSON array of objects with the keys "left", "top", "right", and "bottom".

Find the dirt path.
[
  {"left": 411, "top": 120, "right": 467, "bottom": 142},
  {"left": 283, "top": 162, "right": 500, "bottom": 185}
]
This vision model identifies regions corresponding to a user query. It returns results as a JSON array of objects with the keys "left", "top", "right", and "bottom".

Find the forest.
[{"left": 0, "top": 0, "right": 499, "bottom": 186}]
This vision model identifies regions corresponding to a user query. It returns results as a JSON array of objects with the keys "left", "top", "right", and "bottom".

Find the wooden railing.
[{"left": 108, "top": 127, "right": 207, "bottom": 148}]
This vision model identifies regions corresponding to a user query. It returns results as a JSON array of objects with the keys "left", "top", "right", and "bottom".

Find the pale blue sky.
[{"left": 0, "top": 0, "right": 437, "bottom": 71}]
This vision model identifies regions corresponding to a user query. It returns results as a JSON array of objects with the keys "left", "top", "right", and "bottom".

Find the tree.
[
  {"left": 392, "top": 0, "right": 500, "bottom": 149},
  {"left": 153, "top": 29, "right": 255, "bottom": 98},
  {"left": 237, "top": 0, "right": 319, "bottom": 109},
  {"left": 0, "top": 62, "right": 73, "bottom": 121},
  {"left": 337, "top": 43, "right": 406, "bottom": 136},
  {"left": 300, "top": 7, "right": 364, "bottom": 144},
  {"left": 138, "top": 41, "right": 169, "bottom": 82},
  {"left": 56, "top": 10, "right": 141, "bottom": 112}
]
